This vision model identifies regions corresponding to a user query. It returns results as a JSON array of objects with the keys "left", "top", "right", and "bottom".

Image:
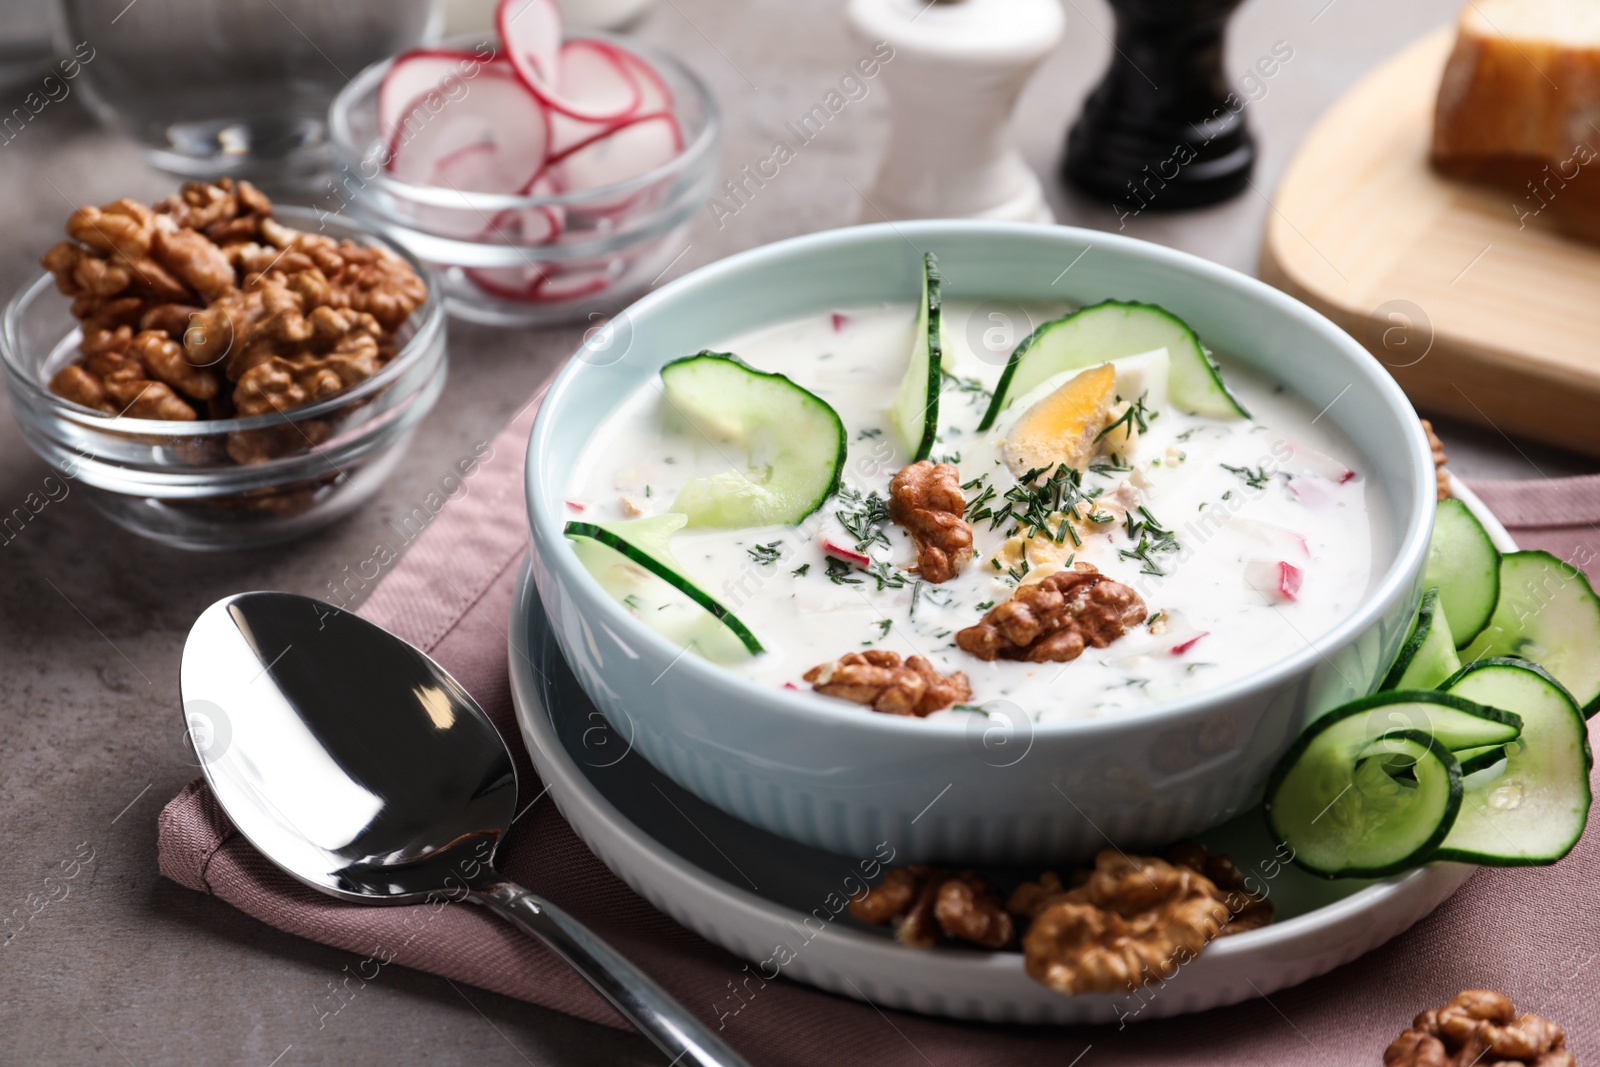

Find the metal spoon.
[{"left": 181, "top": 591, "right": 751, "bottom": 1067}]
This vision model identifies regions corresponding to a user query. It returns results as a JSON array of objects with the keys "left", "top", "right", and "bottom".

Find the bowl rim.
[
  {"left": 527, "top": 219, "right": 1438, "bottom": 739},
  {"left": 326, "top": 31, "right": 722, "bottom": 214},
  {"left": 1, "top": 204, "right": 446, "bottom": 437}
]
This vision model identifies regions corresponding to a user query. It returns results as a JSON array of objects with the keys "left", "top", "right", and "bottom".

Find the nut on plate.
[
  {"left": 848, "top": 866, "right": 1013, "bottom": 949},
  {"left": 803, "top": 649, "right": 971, "bottom": 717},
  {"left": 956, "top": 561, "right": 1147, "bottom": 663},
  {"left": 852, "top": 843, "right": 1272, "bottom": 996},
  {"left": 1385, "top": 990, "right": 1573, "bottom": 1067},
  {"left": 40, "top": 180, "right": 427, "bottom": 515},
  {"left": 888, "top": 460, "right": 973, "bottom": 584},
  {"left": 1018, "top": 850, "right": 1231, "bottom": 995}
]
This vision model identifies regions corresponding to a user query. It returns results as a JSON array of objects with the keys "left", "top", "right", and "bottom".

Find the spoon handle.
[{"left": 476, "top": 880, "right": 754, "bottom": 1067}]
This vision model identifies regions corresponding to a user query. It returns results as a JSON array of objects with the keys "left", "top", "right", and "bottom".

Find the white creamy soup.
[{"left": 565, "top": 301, "right": 1386, "bottom": 722}]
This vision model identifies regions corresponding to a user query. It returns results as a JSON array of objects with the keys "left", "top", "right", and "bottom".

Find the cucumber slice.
[
  {"left": 1462, "top": 551, "right": 1600, "bottom": 714},
  {"left": 1425, "top": 499, "right": 1500, "bottom": 648},
  {"left": 1379, "top": 587, "right": 1461, "bottom": 691},
  {"left": 662, "top": 352, "right": 845, "bottom": 528},
  {"left": 565, "top": 516, "right": 765, "bottom": 656},
  {"left": 1436, "top": 658, "right": 1593, "bottom": 865},
  {"left": 1264, "top": 691, "right": 1521, "bottom": 877},
  {"left": 889, "top": 252, "right": 942, "bottom": 461},
  {"left": 977, "top": 300, "right": 1247, "bottom": 431},
  {"left": 1266, "top": 725, "right": 1462, "bottom": 879}
]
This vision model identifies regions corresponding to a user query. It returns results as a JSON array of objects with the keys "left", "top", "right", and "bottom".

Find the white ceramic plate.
[{"left": 507, "top": 479, "right": 1507, "bottom": 1025}]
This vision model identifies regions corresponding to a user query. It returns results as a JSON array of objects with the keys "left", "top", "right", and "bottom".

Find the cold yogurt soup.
[{"left": 564, "top": 270, "right": 1383, "bottom": 723}]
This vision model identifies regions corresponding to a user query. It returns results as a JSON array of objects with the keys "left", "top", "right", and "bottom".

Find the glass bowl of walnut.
[{"left": 1, "top": 180, "right": 446, "bottom": 551}]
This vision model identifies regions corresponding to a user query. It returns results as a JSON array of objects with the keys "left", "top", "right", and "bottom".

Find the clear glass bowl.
[
  {"left": 327, "top": 34, "right": 719, "bottom": 327},
  {"left": 1, "top": 207, "right": 447, "bottom": 551}
]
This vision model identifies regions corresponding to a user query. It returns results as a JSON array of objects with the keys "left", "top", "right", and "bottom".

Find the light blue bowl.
[{"left": 525, "top": 221, "right": 1436, "bottom": 864}]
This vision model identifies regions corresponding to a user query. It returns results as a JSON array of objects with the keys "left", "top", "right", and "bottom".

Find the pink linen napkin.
[{"left": 158, "top": 400, "right": 1600, "bottom": 1065}]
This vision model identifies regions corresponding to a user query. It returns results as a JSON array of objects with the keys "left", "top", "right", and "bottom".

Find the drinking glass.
[{"left": 56, "top": 0, "right": 438, "bottom": 187}]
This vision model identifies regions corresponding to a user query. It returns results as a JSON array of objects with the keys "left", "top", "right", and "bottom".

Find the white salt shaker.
[{"left": 848, "top": 0, "right": 1064, "bottom": 224}]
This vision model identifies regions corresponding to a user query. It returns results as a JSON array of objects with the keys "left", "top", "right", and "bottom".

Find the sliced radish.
[
  {"left": 501, "top": 1, "right": 640, "bottom": 122},
  {"left": 556, "top": 40, "right": 641, "bottom": 118},
  {"left": 550, "top": 110, "right": 683, "bottom": 213},
  {"left": 495, "top": 0, "right": 562, "bottom": 84},
  {"left": 533, "top": 261, "right": 615, "bottom": 301},
  {"left": 1247, "top": 560, "right": 1303, "bottom": 603},
  {"left": 831, "top": 312, "right": 849, "bottom": 333},
  {"left": 1170, "top": 632, "right": 1209, "bottom": 655},
  {"left": 378, "top": 49, "right": 487, "bottom": 142},
  {"left": 387, "top": 66, "right": 549, "bottom": 192},
  {"left": 565, "top": 500, "right": 587, "bottom": 511},
  {"left": 823, "top": 539, "right": 873, "bottom": 569},
  {"left": 1282, "top": 439, "right": 1357, "bottom": 484},
  {"left": 465, "top": 263, "right": 550, "bottom": 301}
]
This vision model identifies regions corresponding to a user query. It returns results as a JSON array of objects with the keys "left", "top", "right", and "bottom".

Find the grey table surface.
[{"left": 0, "top": 1, "right": 1593, "bottom": 1064}]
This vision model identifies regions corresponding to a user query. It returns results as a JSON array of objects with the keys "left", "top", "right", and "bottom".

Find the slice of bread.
[{"left": 1432, "top": 0, "right": 1600, "bottom": 240}]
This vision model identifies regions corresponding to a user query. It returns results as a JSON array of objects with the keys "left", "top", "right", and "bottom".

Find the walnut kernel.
[
  {"left": 803, "top": 649, "right": 971, "bottom": 717},
  {"left": 955, "top": 562, "right": 1146, "bottom": 663},
  {"left": 889, "top": 460, "right": 973, "bottom": 583}
]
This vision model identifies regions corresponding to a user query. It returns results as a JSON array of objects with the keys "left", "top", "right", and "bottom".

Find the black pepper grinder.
[{"left": 1063, "top": 0, "right": 1255, "bottom": 214}]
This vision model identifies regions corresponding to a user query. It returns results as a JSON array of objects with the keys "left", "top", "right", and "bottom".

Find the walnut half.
[
  {"left": 848, "top": 866, "right": 1014, "bottom": 949},
  {"left": 1385, "top": 990, "right": 1573, "bottom": 1067},
  {"left": 1019, "top": 850, "right": 1230, "bottom": 995},
  {"left": 889, "top": 460, "right": 973, "bottom": 583},
  {"left": 803, "top": 649, "right": 971, "bottom": 717},
  {"left": 955, "top": 562, "right": 1146, "bottom": 663}
]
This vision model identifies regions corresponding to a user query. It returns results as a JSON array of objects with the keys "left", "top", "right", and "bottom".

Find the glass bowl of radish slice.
[{"left": 328, "top": 6, "right": 717, "bottom": 327}]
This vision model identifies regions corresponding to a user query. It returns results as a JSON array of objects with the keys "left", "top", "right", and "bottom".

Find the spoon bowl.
[{"left": 182, "top": 591, "right": 749, "bottom": 1067}]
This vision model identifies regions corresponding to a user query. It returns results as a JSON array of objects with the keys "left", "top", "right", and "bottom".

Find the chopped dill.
[
  {"left": 825, "top": 556, "right": 863, "bottom": 585},
  {"left": 941, "top": 369, "right": 993, "bottom": 408},
  {"left": 835, "top": 487, "right": 892, "bottom": 552},
  {"left": 866, "top": 561, "right": 908, "bottom": 591},
  {"left": 791, "top": 563, "right": 811, "bottom": 578},
  {"left": 988, "top": 464, "right": 1090, "bottom": 546},
  {"left": 747, "top": 541, "right": 783, "bottom": 566},
  {"left": 1221, "top": 463, "right": 1272, "bottom": 490},
  {"left": 1119, "top": 506, "right": 1181, "bottom": 576}
]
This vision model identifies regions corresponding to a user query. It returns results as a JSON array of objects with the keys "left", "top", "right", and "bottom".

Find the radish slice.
[
  {"left": 387, "top": 65, "right": 549, "bottom": 194},
  {"left": 823, "top": 539, "right": 872, "bottom": 569},
  {"left": 556, "top": 40, "right": 641, "bottom": 118},
  {"left": 551, "top": 111, "right": 682, "bottom": 193},
  {"left": 543, "top": 42, "right": 672, "bottom": 156},
  {"left": 1170, "top": 632, "right": 1209, "bottom": 655},
  {"left": 1247, "top": 561, "right": 1303, "bottom": 603},
  {"left": 465, "top": 264, "right": 549, "bottom": 301},
  {"left": 500, "top": 0, "right": 640, "bottom": 122},
  {"left": 378, "top": 49, "right": 487, "bottom": 142},
  {"left": 534, "top": 262, "right": 615, "bottom": 301},
  {"left": 495, "top": 0, "right": 561, "bottom": 84}
]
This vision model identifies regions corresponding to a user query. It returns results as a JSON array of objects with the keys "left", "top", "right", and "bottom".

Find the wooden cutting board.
[{"left": 1259, "top": 28, "right": 1600, "bottom": 458}]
